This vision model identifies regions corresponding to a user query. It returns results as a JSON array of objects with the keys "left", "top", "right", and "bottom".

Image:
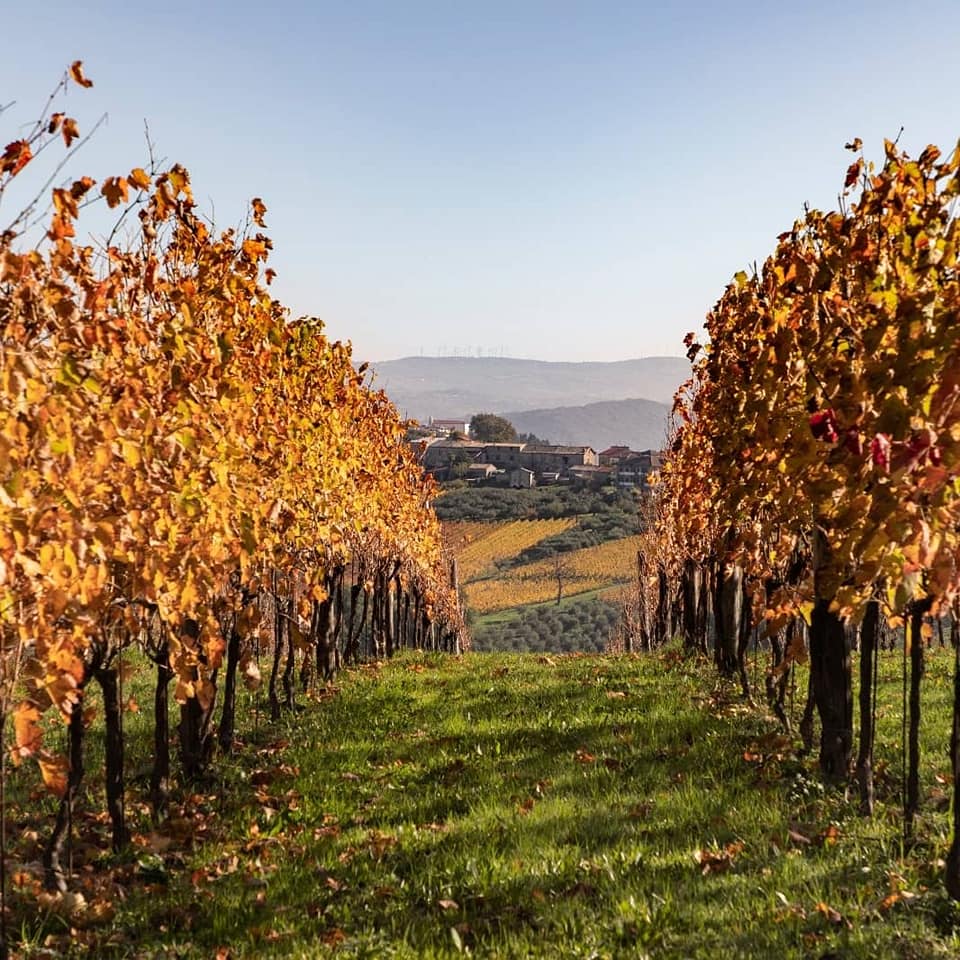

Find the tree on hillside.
[
  {"left": 552, "top": 553, "right": 573, "bottom": 605},
  {"left": 470, "top": 413, "right": 518, "bottom": 442}
]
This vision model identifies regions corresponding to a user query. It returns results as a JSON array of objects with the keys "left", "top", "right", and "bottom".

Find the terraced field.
[
  {"left": 462, "top": 534, "right": 642, "bottom": 613},
  {"left": 449, "top": 517, "right": 577, "bottom": 581}
]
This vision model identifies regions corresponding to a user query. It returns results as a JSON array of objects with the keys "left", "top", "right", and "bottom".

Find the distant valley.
[{"left": 368, "top": 355, "right": 687, "bottom": 450}]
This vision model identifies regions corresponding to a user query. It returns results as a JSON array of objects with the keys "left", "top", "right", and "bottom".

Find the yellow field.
[
  {"left": 441, "top": 521, "right": 494, "bottom": 556},
  {"left": 463, "top": 535, "right": 642, "bottom": 613},
  {"left": 452, "top": 518, "right": 577, "bottom": 581}
]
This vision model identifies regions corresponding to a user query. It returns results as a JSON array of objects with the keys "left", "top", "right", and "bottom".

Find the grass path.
[{"left": 17, "top": 649, "right": 960, "bottom": 958}]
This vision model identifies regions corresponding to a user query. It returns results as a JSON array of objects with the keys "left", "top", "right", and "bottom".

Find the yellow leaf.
[
  {"left": 180, "top": 569, "right": 198, "bottom": 611},
  {"left": 39, "top": 541, "right": 56, "bottom": 572},
  {"left": 121, "top": 440, "right": 141, "bottom": 468},
  {"left": 25, "top": 379, "right": 47, "bottom": 404}
]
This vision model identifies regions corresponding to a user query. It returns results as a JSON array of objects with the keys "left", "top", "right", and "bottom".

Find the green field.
[{"left": 10, "top": 646, "right": 960, "bottom": 958}]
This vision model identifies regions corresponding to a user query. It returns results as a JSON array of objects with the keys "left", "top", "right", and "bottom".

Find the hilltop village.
[{"left": 408, "top": 417, "right": 662, "bottom": 489}]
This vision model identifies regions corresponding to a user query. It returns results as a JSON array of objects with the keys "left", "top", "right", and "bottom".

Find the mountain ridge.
[
  {"left": 368, "top": 355, "right": 689, "bottom": 424},
  {"left": 503, "top": 397, "right": 671, "bottom": 452}
]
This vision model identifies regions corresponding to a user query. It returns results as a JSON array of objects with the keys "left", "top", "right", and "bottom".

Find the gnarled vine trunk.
[
  {"left": 715, "top": 562, "right": 742, "bottom": 677},
  {"left": 856, "top": 599, "right": 880, "bottom": 815},
  {"left": 43, "top": 696, "right": 86, "bottom": 892},
  {"left": 945, "top": 609, "right": 960, "bottom": 899},
  {"left": 809, "top": 598, "right": 852, "bottom": 781},
  {"left": 905, "top": 598, "right": 932, "bottom": 837},
  {"left": 94, "top": 665, "right": 129, "bottom": 851}
]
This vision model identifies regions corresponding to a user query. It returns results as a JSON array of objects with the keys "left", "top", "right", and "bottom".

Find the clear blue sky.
[{"left": 3, "top": 1, "right": 958, "bottom": 363}]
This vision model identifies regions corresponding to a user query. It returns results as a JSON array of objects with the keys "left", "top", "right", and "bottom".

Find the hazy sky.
[{"left": 3, "top": 2, "right": 958, "bottom": 363}]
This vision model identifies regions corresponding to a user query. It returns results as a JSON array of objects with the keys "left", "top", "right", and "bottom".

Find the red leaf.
[
  {"left": 870, "top": 434, "right": 891, "bottom": 472},
  {"left": 809, "top": 409, "right": 839, "bottom": 443},
  {"left": 843, "top": 428, "right": 864, "bottom": 457}
]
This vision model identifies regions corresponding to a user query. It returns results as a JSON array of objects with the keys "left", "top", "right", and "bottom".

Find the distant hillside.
[
  {"left": 504, "top": 397, "right": 670, "bottom": 452},
  {"left": 368, "top": 356, "right": 688, "bottom": 422}
]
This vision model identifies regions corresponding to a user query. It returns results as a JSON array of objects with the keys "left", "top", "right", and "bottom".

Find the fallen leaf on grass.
[
  {"left": 573, "top": 749, "right": 596, "bottom": 764},
  {"left": 366, "top": 830, "right": 397, "bottom": 859},
  {"left": 694, "top": 841, "right": 744, "bottom": 875},
  {"left": 815, "top": 900, "right": 850, "bottom": 928},
  {"left": 879, "top": 888, "right": 917, "bottom": 911},
  {"left": 418, "top": 821, "right": 449, "bottom": 833},
  {"left": 816, "top": 824, "right": 841, "bottom": 847},
  {"left": 250, "top": 769, "right": 278, "bottom": 787}
]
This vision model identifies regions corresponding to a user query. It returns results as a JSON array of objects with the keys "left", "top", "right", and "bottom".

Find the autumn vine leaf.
[{"left": 69, "top": 60, "right": 93, "bottom": 88}]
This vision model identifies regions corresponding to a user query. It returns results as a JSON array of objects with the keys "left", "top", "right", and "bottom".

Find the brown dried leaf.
[{"left": 69, "top": 61, "right": 94, "bottom": 88}]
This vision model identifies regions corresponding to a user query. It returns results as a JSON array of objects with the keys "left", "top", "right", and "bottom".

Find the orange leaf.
[
  {"left": 12, "top": 702, "right": 42, "bottom": 761},
  {"left": 61, "top": 117, "right": 80, "bottom": 148},
  {"left": 1, "top": 140, "right": 32, "bottom": 177},
  {"left": 39, "top": 754, "right": 69, "bottom": 798},
  {"left": 129, "top": 167, "right": 151, "bottom": 190},
  {"left": 69, "top": 61, "right": 94, "bottom": 88},
  {"left": 815, "top": 901, "right": 845, "bottom": 925},
  {"left": 101, "top": 176, "right": 129, "bottom": 208}
]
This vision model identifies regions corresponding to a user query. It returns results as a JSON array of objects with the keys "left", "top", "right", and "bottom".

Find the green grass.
[{"left": 9, "top": 646, "right": 960, "bottom": 958}]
